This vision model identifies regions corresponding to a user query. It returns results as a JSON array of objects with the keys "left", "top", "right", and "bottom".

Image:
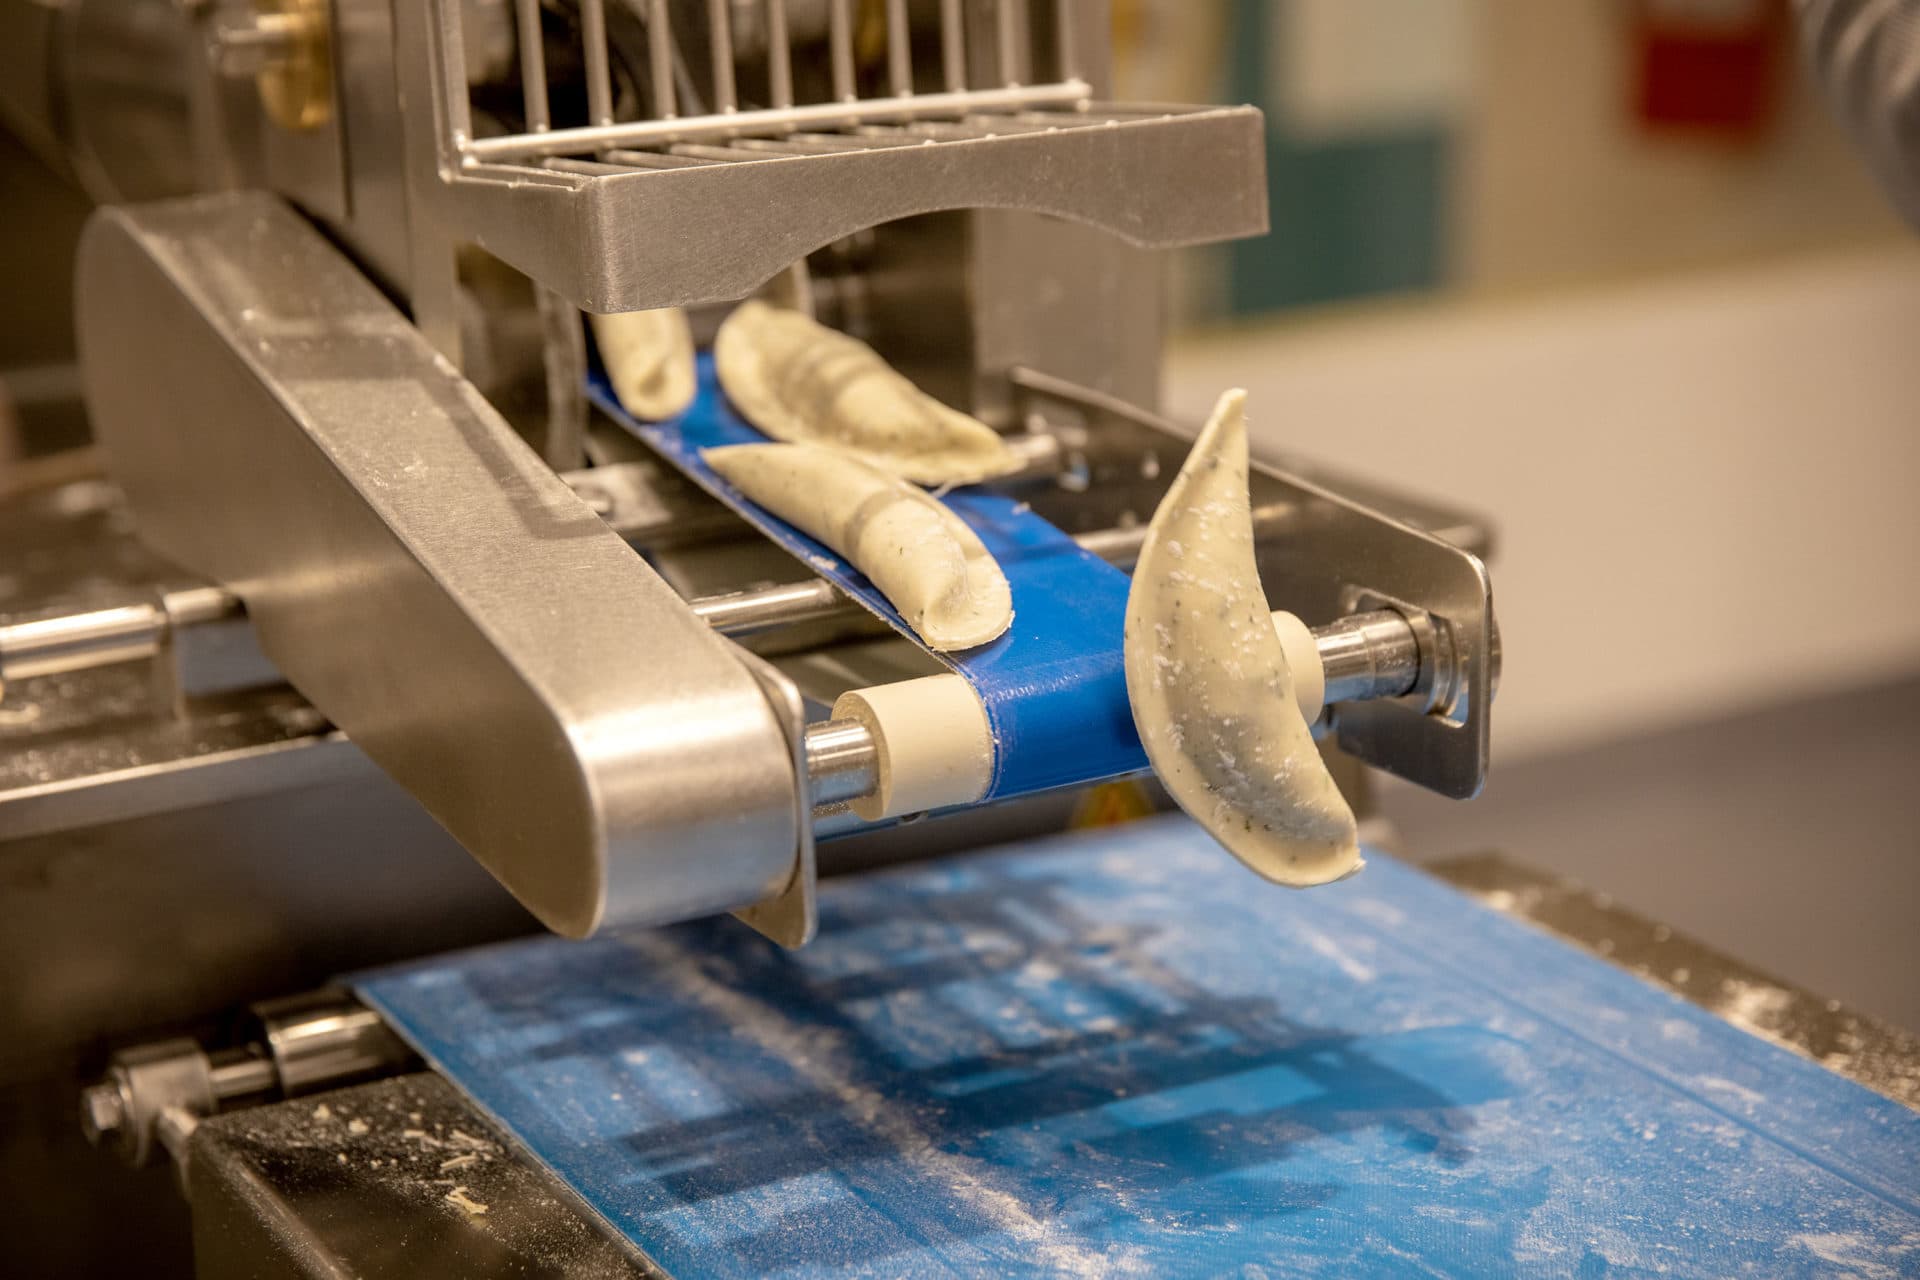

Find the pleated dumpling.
[
  {"left": 715, "top": 301, "right": 1019, "bottom": 486},
  {"left": 1123, "top": 389, "right": 1362, "bottom": 886}
]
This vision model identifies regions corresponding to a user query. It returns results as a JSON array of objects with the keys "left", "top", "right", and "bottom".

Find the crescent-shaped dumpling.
[
  {"left": 703, "top": 442, "right": 1013, "bottom": 651},
  {"left": 591, "top": 306, "right": 697, "bottom": 420},
  {"left": 715, "top": 301, "right": 1020, "bottom": 486},
  {"left": 1123, "top": 389, "right": 1363, "bottom": 886}
]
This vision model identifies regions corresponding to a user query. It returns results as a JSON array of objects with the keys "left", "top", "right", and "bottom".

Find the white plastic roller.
[
  {"left": 829, "top": 675, "right": 995, "bottom": 821},
  {"left": 828, "top": 610, "right": 1326, "bottom": 821}
]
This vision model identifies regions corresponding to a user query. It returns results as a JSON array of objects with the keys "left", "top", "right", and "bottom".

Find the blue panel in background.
[
  {"left": 588, "top": 353, "right": 1146, "bottom": 800},
  {"left": 357, "top": 816, "right": 1920, "bottom": 1279},
  {"left": 1219, "top": 0, "right": 1450, "bottom": 317}
]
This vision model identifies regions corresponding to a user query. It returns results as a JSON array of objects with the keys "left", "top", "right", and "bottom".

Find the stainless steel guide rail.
[{"left": 76, "top": 192, "right": 803, "bottom": 943}]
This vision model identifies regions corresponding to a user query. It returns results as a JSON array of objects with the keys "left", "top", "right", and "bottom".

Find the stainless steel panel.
[
  {"left": 325, "top": 0, "right": 412, "bottom": 294},
  {"left": 75, "top": 191, "right": 800, "bottom": 936},
  {"left": 435, "top": 105, "right": 1269, "bottom": 313},
  {"left": 969, "top": 208, "right": 1164, "bottom": 423}
]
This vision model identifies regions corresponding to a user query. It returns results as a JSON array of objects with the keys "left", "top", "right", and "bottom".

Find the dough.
[
  {"left": 703, "top": 442, "right": 1013, "bottom": 651},
  {"left": 1122, "top": 389, "right": 1362, "bottom": 886},
  {"left": 591, "top": 307, "right": 697, "bottom": 420},
  {"left": 714, "top": 300, "right": 1019, "bottom": 486}
]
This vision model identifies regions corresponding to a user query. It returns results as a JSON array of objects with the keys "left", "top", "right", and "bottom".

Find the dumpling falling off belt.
[{"left": 1122, "top": 389, "right": 1363, "bottom": 886}]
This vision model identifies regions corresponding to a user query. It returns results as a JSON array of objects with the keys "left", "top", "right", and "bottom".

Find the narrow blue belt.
[{"left": 588, "top": 352, "right": 1147, "bottom": 802}]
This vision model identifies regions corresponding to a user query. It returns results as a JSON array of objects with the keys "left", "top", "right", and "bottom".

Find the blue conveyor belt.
[
  {"left": 588, "top": 354, "right": 1146, "bottom": 800},
  {"left": 356, "top": 816, "right": 1920, "bottom": 1279}
]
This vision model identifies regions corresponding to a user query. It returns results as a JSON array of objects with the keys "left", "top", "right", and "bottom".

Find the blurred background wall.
[
  {"left": 1118, "top": 0, "right": 1920, "bottom": 761},
  {"left": 1121, "top": 0, "right": 1920, "bottom": 1029}
]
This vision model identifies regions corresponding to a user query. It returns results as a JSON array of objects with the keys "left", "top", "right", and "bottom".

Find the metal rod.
[
  {"left": 795, "top": 608, "right": 1432, "bottom": 813},
  {"left": 648, "top": 0, "right": 677, "bottom": 118},
  {"left": 513, "top": 0, "right": 550, "bottom": 131},
  {"left": 580, "top": 0, "right": 614, "bottom": 126},
  {"left": 206, "top": 1054, "right": 278, "bottom": 1102},
  {"left": 803, "top": 719, "right": 879, "bottom": 807},
  {"left": 0, "top": 584, "right": 242, "bottom": 695},
  {"left": 1315, "top": 610, "right": 1422, "bottom": 705},
  {"left": 939, "top": 0, "right": 965, "bottom": 91},
  {"left": 466, "top": 80, "right": 1090, "bottom": 159},
  {"left": 601, "top": 147, "right": 712, "bottom": 168},
  {"left": 436, "top": 0, "right": 475, "bottom": 148},
  {"left": 707, "top": 0, "right": 738, "bottom": 112},
  {"left": 767, "top": 0, "right": 793, "bottom": 108},
  {"left": 0, "top": 591, "right": 1435, "bottom": 721},
  {"left": 828, "top": 0, "right": 855, "bottom": 102},
  {"left": 690, "top": 579, "right": 845, "bottom": 636},
  {"left": 758, "top": 128, "right": 924, "bottom": 150},
  {"left": 1052, "top": 0, "right": 1077, "bottom": 82},
  {"left": 996, "top": 0, "right": 1019, "bottom": 86},
  {"left": 164, "top": 585, "right": 239, "bottom": 627},
  {"left": 885, "top": 0, "right": 912, "bottom": 97},
  {"left": 0, "top": 604, "right": 166, "bottom": 685},
  {"left": 1067, "top": 502, "right": 1291, "bottom": 570}
]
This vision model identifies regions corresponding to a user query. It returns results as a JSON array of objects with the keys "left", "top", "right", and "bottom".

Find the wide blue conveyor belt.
[
  {"left": 587, "top": 354, "right": 1145, "bottom": 800},
  {"left": 356, "top": 815, "right": 1920, "bottom": 1279}
]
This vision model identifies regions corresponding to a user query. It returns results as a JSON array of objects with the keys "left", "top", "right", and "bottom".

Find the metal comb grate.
[
  {"left": 469, "top": 0, "right": 1092, "bottom": 161},
  {"left": 406, "top": 1, "right": 1270, "bottom": 312}
]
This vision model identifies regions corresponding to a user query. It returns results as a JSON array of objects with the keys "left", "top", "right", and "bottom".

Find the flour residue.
[{"left": 629, "top": 934, "right": 1148, "bottom": 1277}]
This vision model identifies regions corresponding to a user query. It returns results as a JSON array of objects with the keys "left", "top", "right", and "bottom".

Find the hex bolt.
[{"left": 80, "top": 1083, "right": 126, "bottom": 1146}]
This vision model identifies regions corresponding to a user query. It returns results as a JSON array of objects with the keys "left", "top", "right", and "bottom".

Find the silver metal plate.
[{"left": 75, "top": 192, "right": 802, "bottom": 936}]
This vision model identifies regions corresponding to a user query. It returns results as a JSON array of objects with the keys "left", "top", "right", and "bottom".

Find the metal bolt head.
[
  {"left": 80, "top": 1083, "right": 126, "bottom": 1146},
  {"left": 570, "top": 481, "right": 616, "bottom": 517}
]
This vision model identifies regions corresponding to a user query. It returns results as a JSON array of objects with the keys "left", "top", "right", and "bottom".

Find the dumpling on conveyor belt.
[
  {"left": 591, "top": 307, "right": 697, "bottom": 420},
  {"left": 715, "top": 300, "right": 1021, "bottom": 486},
  {"left": 703, "top": 442, "right": 1014, "bottom": 651},
  {"left": 1123, "top": 389, "right": 1362, "bottom": 886}
]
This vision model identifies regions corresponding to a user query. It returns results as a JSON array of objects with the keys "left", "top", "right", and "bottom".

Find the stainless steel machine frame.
[
  {"left": 17, "top": 0, "right": 1497, "bottom": 950},
  {"left": 0, "top": 6, "right": 1502, "bottom": 1271}
]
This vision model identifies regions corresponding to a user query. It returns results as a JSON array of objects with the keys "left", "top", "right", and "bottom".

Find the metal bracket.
[
  {"left": 1010, "top": 367, "right": 1495, "bottom": 801},
  {"left": 76, "top": 192, "right": 802, "bottom": 936},
  {"left": 732, "top": 654, "right": 818, "bottom": 948}
]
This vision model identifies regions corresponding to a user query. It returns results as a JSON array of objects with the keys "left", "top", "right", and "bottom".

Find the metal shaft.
[
  {"left": 690, "top": 578, "right": 845, "bottom": 635},
  {"left": 0, "top": 542, "right": 1433, "bottom": 702},
  {"left": 767, "top": 0, "right": 794, "bottom": 108},
  {"left": 803, "top": 718, "right": 880, "bottom": 806},
  {"left": 0, "top": 585, "right": 239, "bottom": 693},
  {"left": 513, "top": 0, "right": 550, "bottom": 130},
  {"left": 580, "top": 0, "right": 614, "bottom": 126},
  {"left": 464, "top": 81, "right": 1089, "bottom": 160},
  {"left": 1315, "top": 610, "right": 1422, "bottom": 705},
  {"left": 799, "top": 608, "right": 1431, "bottom": 811},
  {"left": 80, "top": 994, "right": 414, "bottom": 1169}
]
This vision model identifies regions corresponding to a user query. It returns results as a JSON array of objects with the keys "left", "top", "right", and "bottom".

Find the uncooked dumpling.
[
  {"left": 1123, "top": 389, "right": 1362, "bottom": 886},
  {"left": 592, "top": 307, "right": 696, "bottom": 420},
  {"left": 703, "top": 442, "right": 1013, "bottom": 651},
  {"left": 715, "top": 300, "right": 1019, "bottom": 486}
]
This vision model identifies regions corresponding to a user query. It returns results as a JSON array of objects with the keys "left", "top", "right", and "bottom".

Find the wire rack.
[
  {"left": 411, "top": 1, "right": 1270, "bottom": 312},
  {"left": 462, "top": 0, "right": 1089, "bottom": 161}
]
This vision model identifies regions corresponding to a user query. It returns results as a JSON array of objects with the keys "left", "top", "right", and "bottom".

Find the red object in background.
[{"left": 1632, "top": 0, "right": 1786, "bottom": 141}]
